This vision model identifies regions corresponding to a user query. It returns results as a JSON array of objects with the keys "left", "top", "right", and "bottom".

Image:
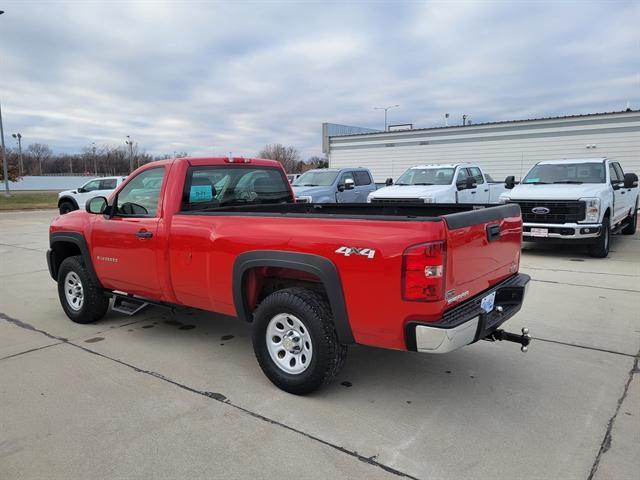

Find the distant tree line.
[
  {"left": 0, "top": 143, "right": 187, "bottom": 182},
  {"left": 1, "top": 141, "right": 327, "bottom": 183},
  {"left": 257, "top": 144, "right": 328, "bottom": 173}
]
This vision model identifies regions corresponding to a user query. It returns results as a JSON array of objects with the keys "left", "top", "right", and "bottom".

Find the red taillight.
[{"left": 402, "top": 241, "right": 446, "bottom": 302}]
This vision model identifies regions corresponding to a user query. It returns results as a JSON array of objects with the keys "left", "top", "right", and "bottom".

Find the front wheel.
[
  {"left": 251, "top": 287, "right": 347, "bottom": 394},
  {"left": 57, "top": 255, "right": 109, "bottom": 323},
  {"left": 59, "top": 201, "right": 76, "bottom": 215},
  {"left": 588, "top": 218, "right": 610, "bottom": 258}
]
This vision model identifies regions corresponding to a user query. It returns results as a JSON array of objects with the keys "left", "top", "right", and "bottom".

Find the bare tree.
[
  {"left": 258, "top": 144, "right": 301, "bottom": 173},
  {"left": 26, "top": 143, "right": 52, "bottom": 175}
]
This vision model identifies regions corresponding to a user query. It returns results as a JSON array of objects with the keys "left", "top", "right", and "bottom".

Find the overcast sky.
[{"left": 1, "top": 0, "right": 639, "bottom": 158}]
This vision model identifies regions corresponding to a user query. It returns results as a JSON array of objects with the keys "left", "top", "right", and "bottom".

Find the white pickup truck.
[
  {"left": 499, "top": 158, "right": 638, "bottom": 258},
  {"left": 57, "top": 176, "right": 126, "bottom": 214},
  {"left": 367, "top": 163, "right": 508, "bottom": 204}
]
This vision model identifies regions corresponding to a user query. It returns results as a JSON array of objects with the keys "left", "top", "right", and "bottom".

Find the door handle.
[
  {"left": 471, "top": 191, "right": 477, "bottom": 194},
  {"left": 486, "top": 224, "right": 500, "bottom": 242},
  {"left": 484, "top": 189, "right": 489, "bottom": 192},
  {"left": 136, "top": 230, "right": 153, "bottom": 239}
]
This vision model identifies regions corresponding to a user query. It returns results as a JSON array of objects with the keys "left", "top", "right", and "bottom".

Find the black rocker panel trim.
[
  {"left": 232, "top": 250, "right": 355, "bottom": 344},
  {"left": 48, "top": 232, "right": 102, "bottom": 287}
]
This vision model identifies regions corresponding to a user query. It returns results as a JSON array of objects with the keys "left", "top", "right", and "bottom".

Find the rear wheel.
[
  {"left": 59, "top": 201, "right": 76, "bottom": 215},
  {"left": 621, "top": 207, "right": 637, "bottom": 235},
  {"left": 57, "top": 255, "right": 109, "bottom": 323},
  {"left": 588, "top": 218, "right": 610, "bottom": 258},
  {"left": 251, "top": 287, "right": 347, "bottom": 394}
]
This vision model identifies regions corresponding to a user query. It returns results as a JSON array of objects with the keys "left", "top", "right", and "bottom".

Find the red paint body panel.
[{"left": 49, "top": 157, "right": 523, "bottom": 351}]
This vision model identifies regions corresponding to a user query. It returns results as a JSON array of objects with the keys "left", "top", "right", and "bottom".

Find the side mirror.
[
  {"left": 623, "top": 173, "right": 638, "bottom": 189},
  {"left": 337, "top": 183, "right": 345, "bottom": 192},
  {"left": 505, "top": 175, "right": 516, "bottom": 189},
  {"left": 466, "top": 177, "right": 477, "bottom": 189},
  {"left": 344, "top": 178, "right": 355, "bottom": 190},
  {"left": 77, "top": 187, "right": 86, "bottom": 193},
  {"left": 86, "top": 196, "right": 107, "bottom": 214},
  {"left": 385, "top": 178, "right": 393, "bottom": 186}
]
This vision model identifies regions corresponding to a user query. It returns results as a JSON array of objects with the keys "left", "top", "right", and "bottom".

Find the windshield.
[
  {"left": 395, "top": 167, "right": 455, "bottom": 186},
  {"left": 522, "top": 163, "right": 605, "bottom": 184},
  {"left": 293, "top": 170, "right": 338, "bottom": 187}
]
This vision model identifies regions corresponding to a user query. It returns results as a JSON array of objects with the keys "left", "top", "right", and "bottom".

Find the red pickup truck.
[{"left": 48, "top": 157, "right": 531, "bottom": 393}]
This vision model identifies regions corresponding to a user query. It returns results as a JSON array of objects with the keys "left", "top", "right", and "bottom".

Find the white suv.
[
  {"left": 57, "top": 176, "right": 126, "bottom": 214},
  {"left": 499, "top": 158, "right": 638, "bottom": 257}
]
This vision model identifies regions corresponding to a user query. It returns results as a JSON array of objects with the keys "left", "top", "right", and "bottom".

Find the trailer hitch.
[{"left": 487, "top": 327, "right": 532, "bottom": 352}]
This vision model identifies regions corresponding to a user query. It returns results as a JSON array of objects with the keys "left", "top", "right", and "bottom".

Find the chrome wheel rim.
[
  {"left": 266, "top": 313, "right": 313, "bottom": 374},
  {"left": 64, "top": 271, "right": 84, "bottom": 311}
]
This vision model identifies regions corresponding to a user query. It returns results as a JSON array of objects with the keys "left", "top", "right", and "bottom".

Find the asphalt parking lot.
[{"left": 1, "top": 209, "right": 638, "bottom": 480}]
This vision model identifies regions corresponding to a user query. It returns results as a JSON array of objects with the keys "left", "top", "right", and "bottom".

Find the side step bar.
[{"left": 111, "top": 294, "right": 150, "bottom": 316}]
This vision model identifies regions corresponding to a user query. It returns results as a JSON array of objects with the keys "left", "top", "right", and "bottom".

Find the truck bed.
[{"left": 171, "top": 202, "right": 522, "bottom": 349}]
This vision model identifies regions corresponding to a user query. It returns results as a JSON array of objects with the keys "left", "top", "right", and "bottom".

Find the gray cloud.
[{"left": 1, "top": 0, "right": 638, "bottom": 158}]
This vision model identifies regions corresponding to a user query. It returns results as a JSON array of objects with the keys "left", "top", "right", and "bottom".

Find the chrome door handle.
[{"left": 136, "top": 230, "right": 153, "bottom": 239}]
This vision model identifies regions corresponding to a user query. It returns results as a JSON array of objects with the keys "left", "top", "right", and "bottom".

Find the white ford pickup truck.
[
  {"left": 57, "top": 176, "right": 126, "bottom": 214},
  {"left": 367, "top": 163, "right": 508, "bottom": 204},
  {"left": 499, "top": 158, "right": 638, "bottom": 258}
]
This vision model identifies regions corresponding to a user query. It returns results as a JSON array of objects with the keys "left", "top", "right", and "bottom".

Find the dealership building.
[{"left": 323, "top": 109, "right": 640, "bottom": 182}]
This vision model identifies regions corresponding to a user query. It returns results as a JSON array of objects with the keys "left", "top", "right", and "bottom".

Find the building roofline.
[{"left": 329, "top": 109, "right": 640, "bottom": 139}]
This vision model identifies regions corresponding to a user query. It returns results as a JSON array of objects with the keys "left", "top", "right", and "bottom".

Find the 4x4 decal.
[{"left": 335, "top": 246, "right": 376, "bottom": 259}]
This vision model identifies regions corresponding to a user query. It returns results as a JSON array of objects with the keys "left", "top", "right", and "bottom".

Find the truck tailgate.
[{"left": 443, "top": 204, "right": 522, "bottom": 304}]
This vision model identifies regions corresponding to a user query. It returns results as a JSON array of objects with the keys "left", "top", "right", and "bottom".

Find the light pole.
[
  {"left": 374, "top": 104, "right": 400, "bottom": 132},
  {"left": 1, "top": 11, "right": 10, "bottom": 197},
  {"left": 12, "top": 133, "right": 23, "bottom": 176},
  {"left": 0, "top": 100, "right": 9, "bottom": 197},
  {"left": 125, "top": 136, "right": 134, "bottom": 173}
]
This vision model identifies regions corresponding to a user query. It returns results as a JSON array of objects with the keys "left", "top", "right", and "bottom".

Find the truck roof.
[
  {"left": 184, "top": 157, "right": 285, "bottom": 168},
  {"left": 537, "top": 158, "right": 607, "bottom": 165},
  {"left": 409, "top": 163, "right": 476, "bottom": 169}
]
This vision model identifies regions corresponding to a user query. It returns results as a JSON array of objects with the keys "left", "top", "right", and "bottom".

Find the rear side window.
[
  {"left": 182, "top": 166, "right": 293, "bottom": 211},
  {"left": 354, "top": 171, "right": 372, "bottom": 186},
  {"left": 468, "top": 167, "right": 485, "bottom": 184},
  {"left": 100, "top": 178, "right": 117, "bottom": 189}
]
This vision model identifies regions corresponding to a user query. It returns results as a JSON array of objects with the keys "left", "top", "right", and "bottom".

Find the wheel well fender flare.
[
  {"left": 58, "top": 196, "right": 79, "bottom": 209},
  {"left": 232, "top": 250, "right": 355, "bottom": 344},
  {"left": 48, "top": 232, "right": 102, "bottom": 287}
]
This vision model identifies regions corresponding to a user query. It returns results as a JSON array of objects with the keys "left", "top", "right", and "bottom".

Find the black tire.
[
  {"left": 251, "top": 287, "right": 347, "bottom": 395},
  {"left": 588, "top": 218, "right": 610, "bottom": 258},
  {"left": 621, "top": 207, "right": 637, "bottom": 235},
  {"left": 57, "top": 255, "right": 109, "bottom": 324},
  {"left": 59, "top": 200, "right": 76, "bottom": 215}
]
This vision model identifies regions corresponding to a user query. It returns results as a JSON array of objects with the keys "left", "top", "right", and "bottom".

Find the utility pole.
[
  {"left": 373, "top": 104, "right": 400, "bottom": 132},
  {"left": 1, "top": 11, "right": 9, "bottom": 197},
  {"left": 0, "top": 99, "right": 9, "bottom": 197},
  {"left": 125, "top": 136, "right": 134, "bottom": 173},
  {"left": 92, "top": 142, "right": 96, "bottom": 174},
  {"left": 12, "top": 133, "right": 23, "bottom": 176}
]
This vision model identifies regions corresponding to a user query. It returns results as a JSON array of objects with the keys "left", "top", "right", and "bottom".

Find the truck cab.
[
  {"left": 292, "top": 167, "right": 376, "bottom": 203},
  {"left": 367, "top": 163, "right": 507, "bottom": 204},
  {"left": 499, "top": 158, "right": 639, "bottom": 257}
]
